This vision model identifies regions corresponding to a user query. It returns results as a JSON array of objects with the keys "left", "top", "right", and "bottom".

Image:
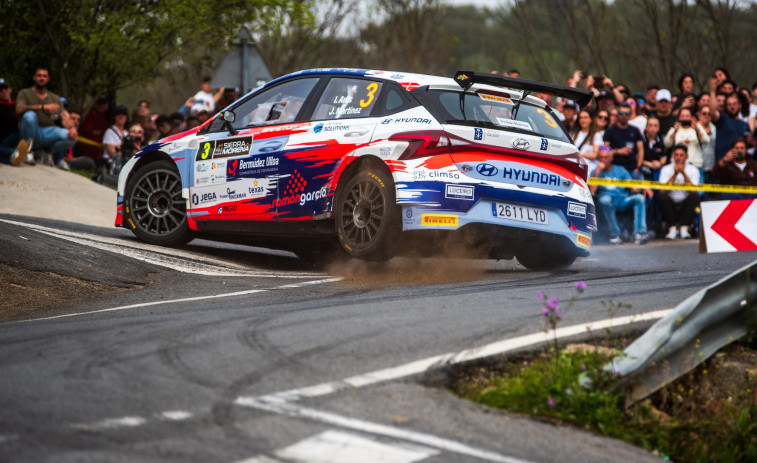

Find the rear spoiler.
[{"left": 453, "top": 71, "right": 594, "bottom": 109}]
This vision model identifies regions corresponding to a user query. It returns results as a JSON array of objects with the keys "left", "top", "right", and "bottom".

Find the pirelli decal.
[
  {"left": 421, "top": 214, "right": 459, "bottom": 227},
  {"left": 576, "top": 233, "right": 592, "bottom": 248}
]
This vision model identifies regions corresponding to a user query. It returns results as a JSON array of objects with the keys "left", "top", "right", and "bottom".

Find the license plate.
[{"left": 492, "top": 202, "right": 548, "bottom": 225}]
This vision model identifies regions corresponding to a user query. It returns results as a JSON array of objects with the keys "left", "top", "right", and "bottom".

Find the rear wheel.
[
  {"left": 516, "top": 245, "right": 576, "bottom": 271},
  {"left": 334, "top": 166, "right": 399, "bottom": 261},
  {"left": 124, "top": 160, "right": 192, "bottom": 246}
]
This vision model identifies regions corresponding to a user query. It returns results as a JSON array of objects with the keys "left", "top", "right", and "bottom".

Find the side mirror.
[{"left": 220, "top": 110, "right": 237, "bottom": 135}]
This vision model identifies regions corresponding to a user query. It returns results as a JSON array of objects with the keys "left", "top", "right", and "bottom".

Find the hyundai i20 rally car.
[{"left": 115, "top": 69, "right": 596, "bottom": 269}]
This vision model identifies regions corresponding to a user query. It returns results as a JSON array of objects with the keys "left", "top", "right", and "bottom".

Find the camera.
[
  {"left": 735, "top": 150, "right": 745, "bottom": 160},
  {"left": 680, "top": 119, "right": 691, "bottom": 127},
  {"left": 579, "top": 71, "right": 588, "bottom": 79},
  {"left": 120, "top": 135, "right": 141, "bottom": 159}
]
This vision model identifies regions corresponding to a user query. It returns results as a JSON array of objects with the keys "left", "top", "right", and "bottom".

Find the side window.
[
  {"left": 209, "top": 78, "right": 319, "bottom": 132},
  {"left": 384, "top": 88, "right": 405, "bottom": 112},
  {"left": 313, "top": 78, "right": 383, "bottom": 120}
]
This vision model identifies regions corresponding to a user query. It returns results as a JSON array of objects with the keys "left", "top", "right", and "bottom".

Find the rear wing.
[{"left": 454, "top": 71, "right": 594, "bottom": 109}]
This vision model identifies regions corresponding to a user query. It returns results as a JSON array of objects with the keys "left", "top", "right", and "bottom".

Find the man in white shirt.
[
  {"left": 185, "top": 77, "right": 224, "bottom": 116},
  {"left": 657, "top": 144, "right": 701, "bottom": 239}
]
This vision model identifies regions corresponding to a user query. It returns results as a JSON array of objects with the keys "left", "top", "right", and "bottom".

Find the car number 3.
[
  {"left": 360, "top": 83, "right": 379, "bottom": 108},
  {"left": 536, "top": 108, "right": 557, "bottom": 128}
]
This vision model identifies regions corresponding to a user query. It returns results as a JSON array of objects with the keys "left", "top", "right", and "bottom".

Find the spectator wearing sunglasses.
[{"left": 603, "top": 103, "right": 644, "bottom": 178}]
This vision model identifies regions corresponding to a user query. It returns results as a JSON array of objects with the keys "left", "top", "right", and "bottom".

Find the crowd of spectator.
[
  {"left": 553, "top": 67, "right": 757, "bottom": 244},
  {"left": 0, "top": 68, "right": 234, "bottom": 183}
]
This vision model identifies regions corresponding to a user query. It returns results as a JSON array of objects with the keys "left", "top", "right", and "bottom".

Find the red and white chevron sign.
[{"left": 701, "top": 199, "right": 757, "bottom": 253}]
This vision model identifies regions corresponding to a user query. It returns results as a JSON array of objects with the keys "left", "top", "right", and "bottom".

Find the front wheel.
[
  {"left": 124, "top": 160, "right": 192, "bottom": 246},
  {"left": 334, "top": 167, "right": 400, "bottom": 261}
]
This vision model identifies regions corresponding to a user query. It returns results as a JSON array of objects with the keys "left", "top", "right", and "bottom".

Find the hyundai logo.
[
  {"left": 512, "top": 138, "right": 530, "bottom": 150},
  {"left": 476, "top": 163, "right": 498, "bottom": 177}
]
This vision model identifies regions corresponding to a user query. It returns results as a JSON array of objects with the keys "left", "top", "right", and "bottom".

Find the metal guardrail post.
[{"left": 608, "top": 261, "right": 757, "bottom": 406}]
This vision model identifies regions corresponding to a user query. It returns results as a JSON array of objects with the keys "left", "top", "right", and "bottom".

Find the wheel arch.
[{"left": 333, "top": 154, "right": 394, "bottom": 210}]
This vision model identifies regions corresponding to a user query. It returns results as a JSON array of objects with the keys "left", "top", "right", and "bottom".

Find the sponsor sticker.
[
  {"left": 497, "top": 119, "right": 532, "bottom": 131},
  {"left": 421, "top": 214, "right": 459, "bottom": 227},
  {"left": 567, "top": 201, "right": 587, "bottom": 218},
  {"left": 479, "top": 94, "right": 513, "bottom": 105},
  {"left": 213, "top": 137, "right": 253, "bottom": 158},
  {"left": 540, "top": 138, "right": 549, "bottom": 151},
  {"left": 445, "top": 184, "right": 474, "bottom": 200},
  {"left": 576, "top": 233, "right": 592, "bottom": 248},
  {"left": 474, "top": 128, "right": 483, "bottom": 140}
]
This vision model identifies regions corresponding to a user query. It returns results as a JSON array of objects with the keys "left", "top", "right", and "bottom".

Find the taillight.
[{"left": 389, "top": 131, "right": 454, "bottom": 159}]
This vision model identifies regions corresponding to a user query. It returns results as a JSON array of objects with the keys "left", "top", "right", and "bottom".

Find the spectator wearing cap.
[
  {"left": 77, "top": 94, "right": 110, "bottom": 162},
  {"left": 0, "top": 78, "right": 29, "bottom": 166},
  {"left": 560, "top": 101, "right": 578, "bottom": 132},
  {"left": 102, "top": 105, "right": 129, "bottom": 162},
  {"left": 653, "top": 89, "right": 677, "bottom": 138},
  {"left": 15, "top": 66, "right": 78, "bottom": 169},
  {"left": 709, "top": 77, "right": 750, "bottom": 162},
  {"left": 603, "top": 102, "right": 645, "bottom": 177}
]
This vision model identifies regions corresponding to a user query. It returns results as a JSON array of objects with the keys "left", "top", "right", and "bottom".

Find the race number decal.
[
  {"left": 537, "top": 108, "right": 558, "bottom": 129},
  {"left": 360, "top": 82, "right": 379, "bottom": 108},
  {"left": 196, "top": 140, "right": 215, "bottom": 161}
]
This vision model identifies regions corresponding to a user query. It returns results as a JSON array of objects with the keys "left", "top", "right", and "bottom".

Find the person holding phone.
[
  {"left": 711, "top": 137, "right": 757, "bottom": 199},
  {"left": 663, "top": 107, "right": 709, "bottom": 171}
]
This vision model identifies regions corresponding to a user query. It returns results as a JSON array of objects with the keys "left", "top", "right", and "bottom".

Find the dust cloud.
[{"left": 325, "top": 256, "right": 516, "bottom": 287}]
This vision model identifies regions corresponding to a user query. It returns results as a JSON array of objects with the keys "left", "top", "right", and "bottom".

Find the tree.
[{"left": 0, "top": 0, "right": 295, "bottom": 111}]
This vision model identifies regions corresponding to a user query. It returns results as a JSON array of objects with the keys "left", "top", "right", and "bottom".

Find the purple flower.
[
  {"left": 546, "top": 297, "right": 560, "bottom": 310},
  {"left": 541, "top": 308, "right": 550, "bottom": 316},
  {"left": 574, "top": 281, "right": 587, "bottom": 292},
  {"left": 581, "top": 364, "right": 587, "bottom": 371},
  {"left": 547, "top": 397, "right": 556, "bottom": 407},
  {"left": 537, "top": 291, "right": 545, "bottom": 300},
  {"left": 555, "top": 311, "right": 562, "bottom": 320}
]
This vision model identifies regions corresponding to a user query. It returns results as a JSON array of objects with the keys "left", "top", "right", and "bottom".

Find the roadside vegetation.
[{"left": 453, "top": 283, "right": 757, "bottom": 462}]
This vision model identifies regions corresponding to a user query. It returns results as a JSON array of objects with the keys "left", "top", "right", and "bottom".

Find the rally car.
[{"left": 115, "top": 69, "right": 596, "bottom": 269}]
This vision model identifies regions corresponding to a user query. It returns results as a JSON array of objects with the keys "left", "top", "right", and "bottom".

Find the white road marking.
[
  {"left": 237, "top": 401, "right": 530, "bottom": 463},
  {"left": 242, "top": 430, "right": 438, "bottom": 463},
  {"left": 160, "top": 410, "right": 193, "bottom": 421},
  {"left": 237, "top": 309, "right": 673, "bottom": 405},
  {"left": 0, "top": 218, "right": 320, "bottom": 278},
  {"left": 72, "top": 416, "right": 147, "bottom": 431},
  {"left": 5, "top": 277, "right": 341, "bottom": 324}
]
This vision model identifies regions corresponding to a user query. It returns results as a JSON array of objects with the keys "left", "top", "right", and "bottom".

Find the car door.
[
  {"left": 275, "top": 76, "right": 383, "bottom": 220},
  {"left": 190, "top": 77, "right": 320, "bottom": 224}
]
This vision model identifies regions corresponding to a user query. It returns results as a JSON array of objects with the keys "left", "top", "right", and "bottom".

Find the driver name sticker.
[
  {"left": 496, "top": 118, "right": 532, "bottom": 131},
  {"left": 479, "top": 94, "right": 513, "bottom": 105},
  {"left": 212, "top": 136, "right": 253, "bottom": 158}
]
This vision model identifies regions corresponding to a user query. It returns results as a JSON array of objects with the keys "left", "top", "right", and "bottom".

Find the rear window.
[{"left": 429, "top": 90, "right": 571, "bottom": 143}]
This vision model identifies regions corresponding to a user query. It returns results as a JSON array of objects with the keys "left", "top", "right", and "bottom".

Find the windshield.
[{"left": 430, "top": 90, "right": 571, "bottom": 143}]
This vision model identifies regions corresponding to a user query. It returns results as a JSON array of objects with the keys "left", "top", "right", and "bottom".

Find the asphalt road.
[{"left": 1, "top": 214, "right": 755, "bottom": 463}]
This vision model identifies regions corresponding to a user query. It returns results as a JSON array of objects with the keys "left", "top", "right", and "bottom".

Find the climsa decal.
[{"left": 421, "top": 214, "right": 458, "bottom": 227}]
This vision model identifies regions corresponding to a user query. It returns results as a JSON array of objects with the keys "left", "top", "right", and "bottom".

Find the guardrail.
[{"left": 605, "top": 260, "right": 757, "bottom": 406}]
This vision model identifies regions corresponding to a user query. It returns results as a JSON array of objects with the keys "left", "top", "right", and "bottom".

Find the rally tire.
[
  {"left": 334, "top": 167, "right": 400, "bottom": 262},
  {"left": 516, "top": 246, "right": 576, "bottom": 271},
  {"left": 124, "top": 160, "right": 193, "bottom": 246}
]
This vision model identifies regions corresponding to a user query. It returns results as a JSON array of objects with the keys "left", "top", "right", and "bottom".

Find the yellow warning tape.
[
  {"left": 587, "top": 177, "right": 757, "bottom": 195},
  {"left": 76, "top": 136, "right": 103, "bottom": 148}
]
